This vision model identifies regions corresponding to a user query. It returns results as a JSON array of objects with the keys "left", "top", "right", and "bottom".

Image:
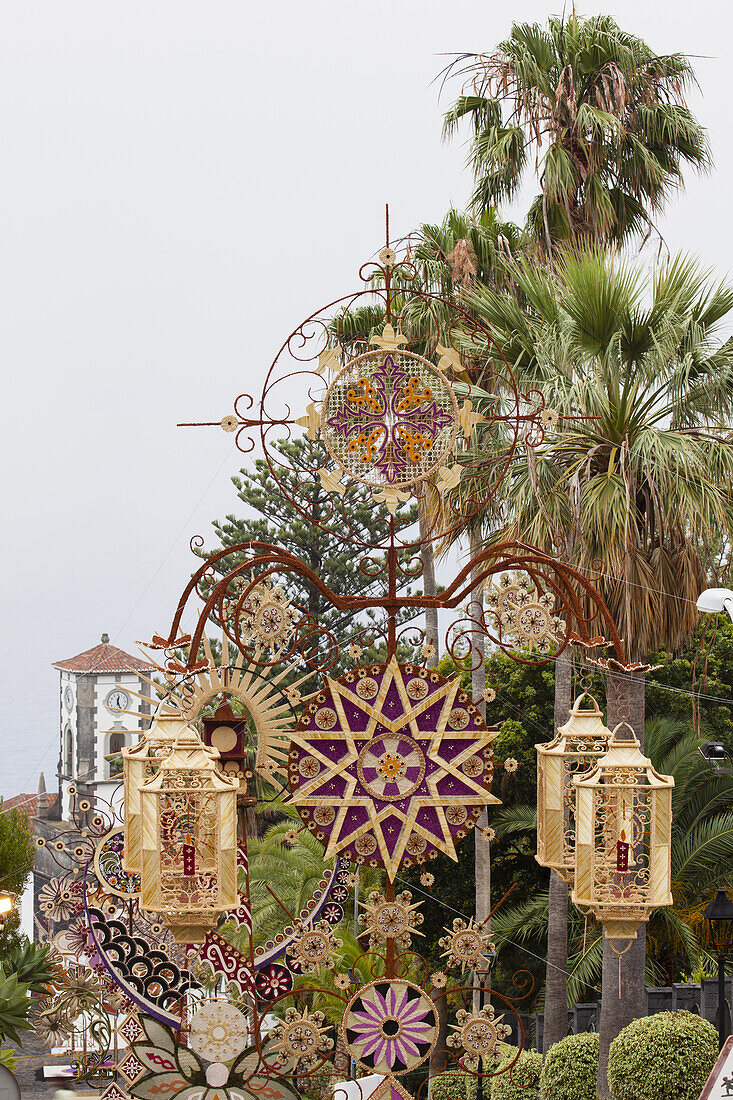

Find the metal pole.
[
  {"left": 719, "top": 953, "right": 727, "bottom": 1051},
  {"left": 350, "top": 872, "right": 359, "bottom": 1080},
  {"left": 475, "top": 977, "right": 484, "bottom": 1100}
]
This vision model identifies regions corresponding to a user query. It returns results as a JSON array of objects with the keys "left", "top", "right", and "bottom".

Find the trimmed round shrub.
[
  {"left": 431, "top": 1073, "right": 472, "bottom": 1100},
  {"left": 607, "top": 1010, "right": 717, "bottom": 1100},
  {"left": 540, "top": 1032, "right": 599, "bottom": 1100},
  {"left": 491, "top": 1045, "right": 542, "bottom": 1100}
]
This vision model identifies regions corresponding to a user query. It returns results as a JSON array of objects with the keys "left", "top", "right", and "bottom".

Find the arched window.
[
  {"left": 109, "top": 733, "right": 125, "bottom": 755},
  {"left": 108, "top": 734, "right": 126, "bottom": 778},
  {"left": 65, "top": 729, "right": 73, "bottom": 776}
]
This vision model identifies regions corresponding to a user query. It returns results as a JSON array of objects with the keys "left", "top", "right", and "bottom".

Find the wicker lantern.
[
  {"left": 138, "top": 725, "right": 238, "bottom": 943},
  {"left": 536, "top": 694, "right": 612, "bottom": 884},
  {"left": 121, "top": 715, "right": 196, "bottom": 876},
  {"left": 573, "top": 722, "right": 674, "bottom": 939}
]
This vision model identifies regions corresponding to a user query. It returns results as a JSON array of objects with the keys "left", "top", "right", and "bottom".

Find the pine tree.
[{"left": 206, "top": 436, "right": 420, "bottom": 663}]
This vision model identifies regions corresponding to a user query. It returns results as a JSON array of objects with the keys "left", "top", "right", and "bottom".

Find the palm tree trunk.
[
  {"left": 596, "top": 670, "right": 647, "bottom": 1098},
  {"left": 419, "top": 492, "right": 439, "bottom": 667},
  {"left": 470, "top": 530, "right": 490, "bottom": 1008},
  {"left": 542, "top": 651, "right": 573, "bottom": 1055},
  {"left": 428, "top": 988, "right": 449, "bottom": 1092}
]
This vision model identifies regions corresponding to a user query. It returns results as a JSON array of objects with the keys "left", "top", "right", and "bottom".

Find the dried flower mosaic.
[
  {"left": 269, "top": 1006, "right": 333, "bottom": 1071},
  {"left": 486, "top": 573, "right": 564, "bottom": 655},
  {"left": 439, "top": 917, "right": 496, "bottom": 973},
  {"left": 447, "top": 1005, "right": 511, "bottom": 1068},
  {"left": 342, "top": 979, "right": 437, "bottom": 1074},
  {"left": 286, "top": 918, "right": 342, "bottom": 973},
  {"left": 289, "top": 657, "right": 499, "bottom": 878},
  {"left": 359, "top": 889, "right": 424, "bottom": 950}
]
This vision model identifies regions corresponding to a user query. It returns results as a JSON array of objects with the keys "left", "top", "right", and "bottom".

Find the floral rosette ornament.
[
  {"left": 439, "top": 917, "right": 495, "bottom": 973},
  {"left": 447, "top": 1005, "right": 511, "bottom": 1069},
  {"left": 342, "top": 979, "right": 437, "bottom": 1074},
  {"left": 269, "top": 1006, "right": 333, "bottom": 1071},
  {"left": 285, "top": 918, "right": 341, "bottom": 973},
  {"left": 238, "top": 575, "right": 299, "bottom": 657},
  {"left": 359, "top": 889, "right": 424, "bottom": 950},
  {"left": 486, "top": 573, "right": 564, "bottom": 655},
  {"left": 288, "top": 657, "right": 499, "bottom": 879}
]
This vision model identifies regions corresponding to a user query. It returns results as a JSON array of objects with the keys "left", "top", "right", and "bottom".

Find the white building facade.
[{"left": 53, "top": 633, "right": 154, "bottom": 818}]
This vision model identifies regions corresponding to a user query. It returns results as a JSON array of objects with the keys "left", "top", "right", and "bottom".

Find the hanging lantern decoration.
[
  {"left": 572, "top": 722, "right": 674, "bottom": 940},
  {"left": 138, "top": 725, "right": 238, "bottom": 943},
  {"left": 121, "top": 715, "right": 197, "bottom": 876},
  {"left": 536, "top": 694, "right": 612, "bottom": 884}
]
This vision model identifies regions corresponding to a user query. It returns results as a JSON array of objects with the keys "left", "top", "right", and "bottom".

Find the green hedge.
[
  {"left": 491, "top": 1045, "right": 542, "bottom": 1100},
  {"left": 430, "top": 1073, "right": 472, "bottom": 1100},
  {"left": 607, "top": 1011, "right": 717, "bottom": 1100},
  {"left": 539, "top": 1032, "right": 598, "bottom": 1100}
]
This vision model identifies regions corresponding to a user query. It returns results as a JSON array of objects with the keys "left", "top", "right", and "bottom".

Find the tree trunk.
[
  {"left": 419, "top": 492, "right": 439, "bottom": 667},
  {"left": 470, "top": 530, "right": 490, "bottom": 1008},
  {"left": 543, "top": 651, "right": 573, "bottom": 1055},
  {"left": 597, "top": 670, "right": 647, "bottom": 1097},
  {"left": 428, "top": 987, "right": 449, "bottom": 1093}
]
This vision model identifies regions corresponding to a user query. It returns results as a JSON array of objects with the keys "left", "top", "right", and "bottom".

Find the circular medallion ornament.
[
  {"left": 343, "top": 979, "right": 437, "bottom": 1074},
  {"left": 299, "top": 756, "right": 321, "bottom": 778},
  {"left": 255, "top": 962, "right": 293, "bottom": 1003},
  {"left": 406, "top": 677, "right": 429, "bottom": 700},
  {"left": 93, "top": 829, "right": 140, "bottom": 899},
  {"left": 270, "top": 1007, "right": 333, "bottom": 1071},
  {"left": 356, "top": 678, "right": 379, "bottom": 700},
  {"left": 447, "top": 1005, "right": 511, "bottom": 1068},
  {"left": 322, "top": 348, "right": 459, "bottom": 489},
  {"left": 357, "top": 733, "right": 425, "bottom": 802},
  {"left": 289, "top": 658, "right": 499, "bottom": 878},
  {"left": 359, "top": 889, "right": 424, "bottom": 949},
  {"left": 462, "top": 755, "right": 484, "bottom": 778},
  {"left": 189, "top": 1002, "right": 249, "bottom": 1063},
  {"left": 449, "top": 708, "right": 470, "bottom": 730},
  {"left": 440, "top": 917, "right": 496, "bottom": 973},
  {"left": 240, "top": 576, "right": 299, "bottom": 656},
  {"left": 315, "top": 707, "right": 338, "bottom": 730}
]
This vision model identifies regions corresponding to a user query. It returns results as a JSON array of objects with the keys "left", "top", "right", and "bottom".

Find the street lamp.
[
  {"left": 0, "top": 894, "right": 14, "bottom": 933},
  {"left": 703, "top": 887, "right": 733, "bottom": 1049},
  {"left": 697, "top": 588, "right": 733, "bottom": 622}
]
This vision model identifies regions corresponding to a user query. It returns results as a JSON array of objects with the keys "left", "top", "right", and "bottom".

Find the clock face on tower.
[
  {"left": 64, "top": 686, "right": 73, "bottom": 711},
  {"left": 105, "top": 689, "right": 130, "bottom": 712}
]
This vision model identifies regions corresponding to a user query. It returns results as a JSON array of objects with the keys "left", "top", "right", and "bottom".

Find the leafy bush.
[
  {"left": 607, "top": 1011, "right": 717, "bottom": 1100},
  {"left": 0, "top": 968, "right": 31, "bottom": 1046},
  {"left": 540, "top": 1032, "right": 598, "bottom": 1100},
  {"left": 431, "top": 1072, "right": 473, "bottom": 1100},
  {"left": 5, "top": 940, "right": 58, "bottom": 995},
  {"left": 431, "top": 1073, "right": 470, "bottom": 1100},
  {"left": 491, "top": 1045, "right": 542, "bottom": 1100}
]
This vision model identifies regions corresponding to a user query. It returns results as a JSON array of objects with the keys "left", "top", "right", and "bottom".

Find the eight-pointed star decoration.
[{"left": 288, "top": 657, "right": 499, "bottom": 878}]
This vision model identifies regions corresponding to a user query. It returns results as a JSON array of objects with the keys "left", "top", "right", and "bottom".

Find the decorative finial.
[{"left": 101, "top": 633, "right": 110, "bottom": 644}]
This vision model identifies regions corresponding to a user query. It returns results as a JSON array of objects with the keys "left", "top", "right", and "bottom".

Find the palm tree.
[
  {"left": 330, "top": 209, "right": 523, "bottom": 673},
  {"left": 458, "top": 246, "right": 733, "bottom": 1093},
  {"left": 441, "top": 13, "right": 710, "bottom": 257}
]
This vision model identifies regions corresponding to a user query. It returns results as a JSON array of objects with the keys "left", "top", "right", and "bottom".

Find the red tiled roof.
[
  {"left": 53, "top": 640, "right": 154, "bottom": 674},
  {"left": 3, "top": 792, "right": 59, "bottom": 817}
]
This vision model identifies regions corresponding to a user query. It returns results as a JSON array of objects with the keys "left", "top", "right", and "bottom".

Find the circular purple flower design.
[{"left": 343, "top": 979, "right": 437, "bottom": 1074}]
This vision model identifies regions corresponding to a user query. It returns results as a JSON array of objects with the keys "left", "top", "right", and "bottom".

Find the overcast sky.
[{"left": 1, "top": 0, "right": 730, "bottom": 799}]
